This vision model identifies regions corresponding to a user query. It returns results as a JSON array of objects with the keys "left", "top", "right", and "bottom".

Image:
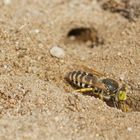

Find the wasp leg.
[
  {"left": 98, "top": 94, "right": 104, "bottom": 101},
  {"left": 97, "top": 90, "right": 108, "bottom": 101},
  {"left": 113, "top": 100, "right": 118, "bottom": 108},
  {"left": 74, "top": 88, "right": 101, "bottom": 97},
  {"left": 118, "top": 101, "right": 131, "bottom": 112},
  {"left": 110, "top": 95, "right": 117, "bottom": 108},
  {"left": 74, "top": 88, "right": 93, "bottom": 93},
  {"left": 98, "top": 93, "right": 111, "bottom": 101}
]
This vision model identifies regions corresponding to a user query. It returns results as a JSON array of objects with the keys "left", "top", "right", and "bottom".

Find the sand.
[{"left": 0, "top": 0, "right": 140, "bottom": 139}]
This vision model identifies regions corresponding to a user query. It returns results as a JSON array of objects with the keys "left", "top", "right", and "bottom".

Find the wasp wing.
[
  {"left": 79, "top": 72, "right": 107, "bottom": 91},
  {"left": 74, "top": 64, "right": 106, "bottom": 77}
]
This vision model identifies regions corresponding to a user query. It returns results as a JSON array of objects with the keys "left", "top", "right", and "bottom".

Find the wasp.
[{"left": 65, "top": 68, "right": 129, "bottom": 112}]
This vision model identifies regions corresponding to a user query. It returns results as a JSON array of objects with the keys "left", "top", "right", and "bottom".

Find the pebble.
[
  {"left": 50, "top": 46, "right": 65, "bottom": 59},
  {"left": 127, "top": 127, "right": 133, "bottom": 132},
  {"left": 117, "top": 52, "right": 122, "bottom": 56},
  {"left": 36, "top": 97, "right": 45, "bottom": 105},
  {"left": 129, "top": 58, "right": 135, "bottom": 65},
  {"left": 69, "top": 36, "right": 76, "bottom": 41},
  {"left": 34, "top": 29, "right": 40, "bottom": 34},
  {"left": 95, "top": 133, "right": 99, "bottom": 137},
  {"left": 3, "top": 0, "right": 11, "bottom": 5}
]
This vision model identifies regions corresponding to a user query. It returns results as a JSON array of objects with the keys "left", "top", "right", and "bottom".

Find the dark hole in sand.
[
  {"left": 67, "top": 27, "right": 104, "bottom": 47},
  {"left": 67, "top": 27, "right": 91, "bottom": 37}
]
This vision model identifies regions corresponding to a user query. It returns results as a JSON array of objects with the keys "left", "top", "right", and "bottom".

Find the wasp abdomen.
[{"left": 66, "top": 71, "right": 97, "bottom": 88}]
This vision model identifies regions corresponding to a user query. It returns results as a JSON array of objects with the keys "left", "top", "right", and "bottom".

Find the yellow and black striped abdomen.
[{"left": 66, "top": 71, "right": 98, "bottom": 88}]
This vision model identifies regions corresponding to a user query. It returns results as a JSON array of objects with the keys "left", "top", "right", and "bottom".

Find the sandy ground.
[{"left": 0, "top": 0, "right": 140, "bottom": 140}]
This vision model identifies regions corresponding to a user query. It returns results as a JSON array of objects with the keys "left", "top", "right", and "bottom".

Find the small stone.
[
  {"left": 96, "top": 133, "right": 99, "bottom": 137},
  {"left": 80, "top": 56, "right": 86, "bottom": 61},
  {"left": 36, "top": 97, "right": 45, "bottom": 105},
  {"left": 117, "top": 52, "right": 122, "bottom": 56},
  {"left": 127, "top": 127, "right": 132, "bottom": 132},
  {"left": 9, "top": 99, "right": 16, "bottom": 105},
  {"left": 86, "top": 40, "right": 92, "bottom": 47},
  {"left": 34, "top": 29, "right": 40, "bottom": 34},
  {"left": 3, "top": 0, "right": 11, "bottom": 5},
  {"left": 3, "top": 64, "right": 8, "bottom": 69},
  {"left": 50, "top": 46, "right": 65, "bottom": 59},
  {"left": 129, "top": 58, "right": 135, "bottom": 65},
  {"left": 69, "top": 36, "right": 76, "bottom": 41},
  {"left": 54, "top": 116, "right": 60, "bottom": 122},
  {"left": 59, "top": 59, "right": 64, "bottom": 64}
]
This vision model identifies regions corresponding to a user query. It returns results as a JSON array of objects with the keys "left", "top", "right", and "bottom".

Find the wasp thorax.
[{"left": 102, "top": 78, "right": 119, "bottom": 94}]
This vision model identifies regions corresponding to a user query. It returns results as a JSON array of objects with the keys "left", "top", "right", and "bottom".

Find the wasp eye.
[{"left": 118, "top": 91, "right": 127, "bottom": 101}]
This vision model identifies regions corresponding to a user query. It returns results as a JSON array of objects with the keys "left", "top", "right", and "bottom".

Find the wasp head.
[{"left": 117, "top": 84, "right": 127, "bottom": 101}]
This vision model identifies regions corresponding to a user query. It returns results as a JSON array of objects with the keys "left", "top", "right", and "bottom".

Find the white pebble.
[
  {"left": 127, "top": 127, "right": 132, "bottom": 132},
  {"left": 50, "top": 46, "right": 65, "bottom": 59},
  {"left": 117, "top": 52, "right": 122, "bottom": 56},
  {"left": 3, "top": 0, "right": 11, "bottom": 5},
  {"left": 96, "top": 133, "right": 99, "bottom": 137},
  {"left": 33, "top": 29, "right": 40, "bottom": 34}
]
